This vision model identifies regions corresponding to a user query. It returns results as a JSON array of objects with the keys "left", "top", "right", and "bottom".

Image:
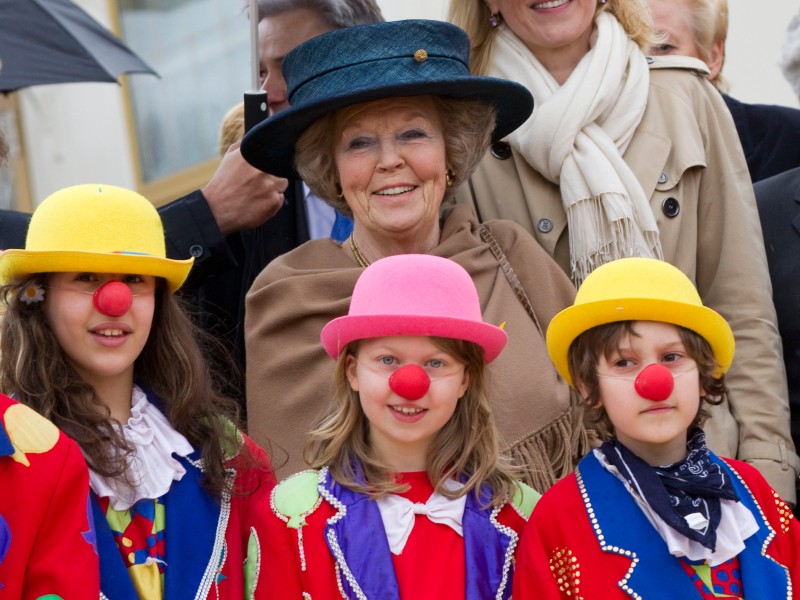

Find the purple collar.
[{"left": 317, "top": 467, "right": 518, "bottom": 599}]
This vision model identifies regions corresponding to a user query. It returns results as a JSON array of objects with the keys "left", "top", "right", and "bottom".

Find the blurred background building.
[{"left": 1, "top": 0, "right": 797, "bottom": 213}]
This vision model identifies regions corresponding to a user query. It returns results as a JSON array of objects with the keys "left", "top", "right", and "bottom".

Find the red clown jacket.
[
  {"left": 261, "top": 467, "right": 538, "bottom": 599},
  {"left": 0, "top": 393, "right": 99, "bottom": 599},
  {"left": 513, "top": 450, "right": 799, "bottom": 599}
]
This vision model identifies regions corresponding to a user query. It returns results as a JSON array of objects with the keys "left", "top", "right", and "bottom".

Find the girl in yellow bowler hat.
[{"left": 0, "top": 184, "right": 275, "bottom": 599}]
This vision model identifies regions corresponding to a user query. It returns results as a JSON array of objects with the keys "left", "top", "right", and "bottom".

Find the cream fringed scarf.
[{"left": 487, "top": 12, "right": 663, "bottom": 285}]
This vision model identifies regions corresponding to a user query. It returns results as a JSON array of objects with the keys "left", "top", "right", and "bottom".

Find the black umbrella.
[{"left": 0, "top": 0, "right": 157, "bottom": 93}]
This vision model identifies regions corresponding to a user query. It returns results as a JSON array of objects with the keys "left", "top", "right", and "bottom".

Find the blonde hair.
[
  {"left": 449, "top": 0, "right": 656, "bottom": 75},
  {"left": 304, "top": 337, "right": 518, "bottom": 506},
  {"left": 678, "top": 0, "right": 728, "bottom": 90},
  {"left": 294, "top": 96, "right": 495, "bottom": 216},
  {"left": 218, "top": 102, "right": 245, "bottom": 156}
]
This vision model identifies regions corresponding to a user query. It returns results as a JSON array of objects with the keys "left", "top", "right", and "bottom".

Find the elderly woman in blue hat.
[{"left": 240, "top": 19, "right": 584, "bottom": 492}]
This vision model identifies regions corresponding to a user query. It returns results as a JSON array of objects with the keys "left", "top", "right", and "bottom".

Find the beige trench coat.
[{"left": 455, "top": 56, "right": 800, "bottom": 503}]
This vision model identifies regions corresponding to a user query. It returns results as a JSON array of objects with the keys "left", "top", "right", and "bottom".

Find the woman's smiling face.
[
  {"left": 333, "top": 96, "right": 448, "bottom": 239},
  {"left": 487, "top": 0, "right": 598, "bottom": 65}
]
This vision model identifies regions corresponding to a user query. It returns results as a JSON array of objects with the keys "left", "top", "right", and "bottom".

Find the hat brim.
[
  {"left": 546, "top": 298, "right": 735, "bottom": 387},
  {"left": 321, "top": 314, "right": 508, "bottom": 363},
  {"left": 0, "top": 250, "right": 193, "bottom": 292},
  {"left": 241, "top": 77, "right": 533, "bottom": 179}
]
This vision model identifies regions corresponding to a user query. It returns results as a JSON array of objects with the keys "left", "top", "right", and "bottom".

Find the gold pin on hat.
[{"left": 413, "top": 49, "right": 428, "bottom": 62}]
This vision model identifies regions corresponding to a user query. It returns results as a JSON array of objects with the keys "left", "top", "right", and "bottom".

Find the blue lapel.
[
  {"left": 713, "top": 456, "right": 792, "bottom": 598},
  {"left": 323, "top": 470, "right": 401, "bottom": 600},
  {"left": 137, "top": 385, "right": 227, "bottom": 597},
  {"left": 578, "top": 453, "right": 702, "bottom": 599},
  {"left": 91, "top": 494, "right": 140, "bottom": 599},
  {"left": 0, "top": 420, "right": 13, "bottom": 458},
  {"left": 579, "top": 451, "right": 792, "bottom": 599},
  {"left": 162, "top": 454, "right": 226, "bottom": 599},
  {"left": 92, "top": 453, "right": 225, "bottom": 599},
  {"left": 462, "top": 487, "right": 516, "bottom": 600},
  {"left": 321, "top": 468, "right": 518, "bottom": 599}
]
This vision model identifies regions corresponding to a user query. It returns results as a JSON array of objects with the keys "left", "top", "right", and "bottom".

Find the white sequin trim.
[
  {"left": 508, "top": 495, "right": 529, "bottom": 522},
  {"left": 317, "top": 467, "right": 367, "bottom": 600},
  {"left": 577, "top": 469, "right": 642, "bottom": 599},
  {"left": 193, "top": 467, "right": 235, "bottom": 599},
  {"left": 489, "top": 499, "right": 519, "bottom": 599},
  {"left": 269, "top": 469, "right": 322, "bottom": 572},
  {"left": 725, "top": 463, "right": 792, "bottom": 600}
]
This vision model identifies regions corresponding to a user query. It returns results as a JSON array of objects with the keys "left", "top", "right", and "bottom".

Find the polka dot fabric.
[{"left": 680, "top": 556, "right": 744, "bottom": 599}]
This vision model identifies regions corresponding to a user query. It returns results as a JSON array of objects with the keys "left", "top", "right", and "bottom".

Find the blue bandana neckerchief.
[{"left": 598, "top": 428, "right": 739, "bottom": 551}]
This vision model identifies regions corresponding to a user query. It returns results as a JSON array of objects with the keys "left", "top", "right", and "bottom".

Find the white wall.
[
  {"left": 14, "top": 0, "right": 800, "bottom": 207},
  {"left": 17, "top": 0, "right": 135, "bottom": 203},
  {"left": 378, "top": 0, "right": 446, "bottom": 21},
  {"left": 726, "top": 0, "right": 799, "bottom": 107}
]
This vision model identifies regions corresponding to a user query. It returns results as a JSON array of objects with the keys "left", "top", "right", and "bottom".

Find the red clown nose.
[
  {"left": 634, "top": 363, "right": 674, "bottom": 401},
  {"left": 93, "top": 281, "right": 133, "bottom": 317},
  {"left": 388, "top": 364, "right": 430, "bottom": 401}
]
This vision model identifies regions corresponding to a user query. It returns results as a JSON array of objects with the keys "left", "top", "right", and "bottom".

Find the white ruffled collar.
[
  {"left": 594, "top": 449, "right": 759, "bottom": 565},
  {"left": 89, "top": 385, "right": 194, "bottom": 511}
]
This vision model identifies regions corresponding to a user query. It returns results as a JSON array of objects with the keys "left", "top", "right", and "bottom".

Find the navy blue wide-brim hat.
[{"left": 240, "top": 19, "right": 534, "bottom": 178}]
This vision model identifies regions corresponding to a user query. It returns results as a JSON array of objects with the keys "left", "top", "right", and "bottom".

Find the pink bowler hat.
[{"left": 320, "top": 254, "right": 507, "bottom": 362}]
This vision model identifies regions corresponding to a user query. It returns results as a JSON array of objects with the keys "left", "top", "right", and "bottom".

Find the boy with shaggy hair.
[{"left": 514, "top": 257, "right": 799, "bottom": 598}]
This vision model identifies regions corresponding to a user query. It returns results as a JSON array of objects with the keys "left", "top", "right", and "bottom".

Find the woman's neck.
[
  {"left": 92, "top": 374, "right": 136, "bottom": 423},
  {"left": 532, "top": 43, "right": 589, "bottom": 86},
  {"left": 348, "top": 223, "right": 441, "bottom": 265},
  {"left": 520, "top": 25, "right": 594, "bottom": 86}
]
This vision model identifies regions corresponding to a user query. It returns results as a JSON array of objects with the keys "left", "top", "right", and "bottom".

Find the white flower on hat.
[{"left": 20, "top": 283, "right": 45, "bottom": 304}]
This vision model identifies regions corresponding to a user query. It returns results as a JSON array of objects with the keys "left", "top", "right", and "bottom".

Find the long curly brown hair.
[{"left": 0, "top": 274, "right": 247, "bottom": 499}]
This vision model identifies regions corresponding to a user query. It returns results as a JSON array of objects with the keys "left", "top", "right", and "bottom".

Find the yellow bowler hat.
[
  {"left": 0, "top": 184, "right": 193, "bottom": 292},
  {"left": 546, "top": 258, "right": 735, "bottom": 387}
]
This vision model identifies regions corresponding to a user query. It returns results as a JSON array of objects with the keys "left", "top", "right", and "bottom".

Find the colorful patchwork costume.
[
  {"left": 0, "top": 393, "right": 99, "bottom": 598},
  {"left": 91, "top": 395, "right": 276, "bottom": 599},
  {"left": 262, "top": 467, "right": 538, "bottom": 599},
  {"left": 513, "top": 450, "right": 800, "bottom": 599}
]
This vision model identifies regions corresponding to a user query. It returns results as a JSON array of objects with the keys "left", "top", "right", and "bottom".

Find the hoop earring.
[
  {"left": 489, "top": 12, "right": 501, "bottom": 28},
  {"left": 335, "top": 183, "right": 344, "bottom": 199},
  {"left": 446, "top": 169, "right": 455, "bottom": 187}
]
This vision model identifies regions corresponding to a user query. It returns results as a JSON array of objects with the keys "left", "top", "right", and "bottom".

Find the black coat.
[
  {"left": 724, "top": 94, "right": 800, "bottom": 183},
  {"left": 160, "top": 181, "right": 309, "bottom": 400},
  {"left": 754, "top": 167, "right": 800, "bottom": 451},
  {"left": 0, "top": 209, "right": 30, "bottom": 250}
]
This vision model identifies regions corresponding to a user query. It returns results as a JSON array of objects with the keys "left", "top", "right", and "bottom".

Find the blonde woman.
[{"left": 448, "top": 0, "right": 799, "bottom": 504}]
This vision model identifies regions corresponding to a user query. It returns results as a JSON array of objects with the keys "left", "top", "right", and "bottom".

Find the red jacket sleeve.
[{"left": 3, "top": 421, "right": 100, "bottom": 599}]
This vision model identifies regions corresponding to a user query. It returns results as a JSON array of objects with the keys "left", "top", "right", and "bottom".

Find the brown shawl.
[{"left": 245, "top": 204, "right": 586, "bottom": 491}]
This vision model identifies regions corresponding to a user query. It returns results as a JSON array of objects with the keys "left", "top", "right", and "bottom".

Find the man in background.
[{"left": 160, "top": 0, "right": 385, "bottom": 403}]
